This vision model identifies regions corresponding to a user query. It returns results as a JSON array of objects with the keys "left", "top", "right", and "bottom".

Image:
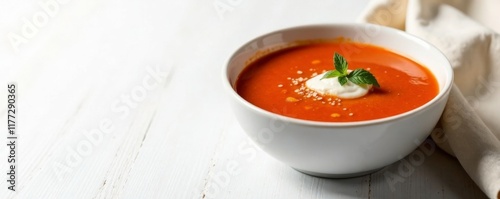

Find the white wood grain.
[{"left": 370, "top": 139, "right": 487, "bottom": 199}]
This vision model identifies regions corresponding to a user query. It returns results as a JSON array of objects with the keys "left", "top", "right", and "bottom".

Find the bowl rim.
[{"left": 223, "top": 23, "right": 454, "bottom": 127}]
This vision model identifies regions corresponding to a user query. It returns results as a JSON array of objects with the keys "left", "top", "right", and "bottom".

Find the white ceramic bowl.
[{"left": 223, "top": 24, "right": 453, "bottom": 177}]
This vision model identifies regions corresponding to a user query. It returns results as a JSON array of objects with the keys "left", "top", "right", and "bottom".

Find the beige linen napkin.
[{"left": 359, "top": 0, "right": 500, "bottom": 198}]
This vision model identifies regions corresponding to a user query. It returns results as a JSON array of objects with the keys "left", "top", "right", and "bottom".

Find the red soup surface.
[{"left": 236, "top": 41, "right": 439, "bottom": 122}]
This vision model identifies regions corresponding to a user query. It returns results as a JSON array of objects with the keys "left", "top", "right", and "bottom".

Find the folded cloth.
[{"left": 359, "top": 0, "right": 500, "bottom": 198}]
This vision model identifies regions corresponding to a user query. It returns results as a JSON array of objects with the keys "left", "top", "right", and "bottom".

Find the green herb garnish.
[{"left": 321, "top": 52, "right": 380, "bottom": 87}]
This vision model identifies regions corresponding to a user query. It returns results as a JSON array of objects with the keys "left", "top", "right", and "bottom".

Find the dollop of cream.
[{"left": 305, "top": 72, "right": 372, "bottom": 99}]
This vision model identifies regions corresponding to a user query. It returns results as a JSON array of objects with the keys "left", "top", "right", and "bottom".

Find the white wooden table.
[{"left": 0, "top": 0, "right": 488, "bottom": 198}]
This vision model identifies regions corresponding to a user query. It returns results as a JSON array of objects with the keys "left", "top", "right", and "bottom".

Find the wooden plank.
[{"left": 370, "top": 138, "right": 488, "bottom": 199}]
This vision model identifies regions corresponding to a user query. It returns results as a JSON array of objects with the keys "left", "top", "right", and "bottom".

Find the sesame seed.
[
  {"left": 297, "top": 70, "right": 303, "bottom": 74},
  {"left": 286, "top": 97, "right": 299, "bottom": 102},
  {"left": 278, "top": 84, "right": 283, "bottom": 87},
  {"left": 349, "top": 113, "right": 354, "bottom": 116},
  {"left": 331, "top": 113, "right": 340, "bottom": 118}
]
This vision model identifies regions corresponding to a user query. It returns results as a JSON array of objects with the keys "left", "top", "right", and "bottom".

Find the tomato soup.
[{"left": 236, "top": 42, "right": 439, "bottom": 122}]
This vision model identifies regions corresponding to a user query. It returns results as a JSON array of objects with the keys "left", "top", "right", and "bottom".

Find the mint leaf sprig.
[{"left": 321, "top": 52, "right": 380, "bottom": 87}]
